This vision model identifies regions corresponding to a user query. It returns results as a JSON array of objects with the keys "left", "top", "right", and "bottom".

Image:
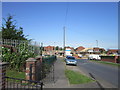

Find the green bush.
[{"left": 2, "top": 43, "right": 37, "bottom": 72}]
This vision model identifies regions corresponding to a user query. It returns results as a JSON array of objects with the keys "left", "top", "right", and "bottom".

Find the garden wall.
[
  {"left": 100, "top": 56, "right": 120, "bottom": 63},
  {"left": 26, "top": 55, "right": 57, "bottom": 81},
  {"left": 0, "top": 62, "right": 8, "bottom": 89}
]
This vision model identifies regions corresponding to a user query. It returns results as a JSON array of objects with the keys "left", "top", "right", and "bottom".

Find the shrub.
[{"left": 2, "top": 43, "right": 38, "bottom": 72}]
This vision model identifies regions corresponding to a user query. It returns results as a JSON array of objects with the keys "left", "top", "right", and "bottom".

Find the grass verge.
[
  {"left": 90, "top": 60, "right": 120, "bottom": 66},
  {"left": 61, "top": 59, "right": 65, "bottom": 62},
  {"left": 65, "top": 69, "right": 94, "bottom": 84}
]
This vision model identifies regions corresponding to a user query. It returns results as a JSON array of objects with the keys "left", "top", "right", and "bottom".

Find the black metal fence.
[
  {"left": 41, "top": 56, "right": 57, "bottom": 84},
  {"left": 5, "top": 76, "right": 43, "bottom": 89}
]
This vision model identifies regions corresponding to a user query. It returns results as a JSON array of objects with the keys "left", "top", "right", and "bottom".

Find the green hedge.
[{"left": 100, "top": 56, "right": 115, "bottom": 59}]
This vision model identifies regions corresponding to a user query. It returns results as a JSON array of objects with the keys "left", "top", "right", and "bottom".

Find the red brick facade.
[
  {"left": 44, "top": 46, "right": 54, "bottom": 51},
  {"left": 0, "top": 62, "right": 8, "bottom": 89},
  {"left": 101, "top": 56, "right": 119, "bottom": 63},
  {"left": 26, "top": 56, "right": 43, "bottom": 81},
  {"left": 26, "top": 58, "right": 37, "bottom": 81}
]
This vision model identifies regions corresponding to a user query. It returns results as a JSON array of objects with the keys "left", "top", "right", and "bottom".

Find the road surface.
[{"left": 77, "top": 59, "right": 118, "bottom": 88}]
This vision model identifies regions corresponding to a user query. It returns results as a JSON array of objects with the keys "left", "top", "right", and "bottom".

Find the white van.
[{"left": 88, "top": 54, "right": 101, "bottom": 60}]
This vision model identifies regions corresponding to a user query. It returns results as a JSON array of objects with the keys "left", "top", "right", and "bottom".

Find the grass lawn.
[
  {"left": 90, "top": 60, "right": 120, "bottom": 66},
  {"left": 6, "top": 69, "right": 25, "bottom": 79},
  {"left": 65, "top": 69, "right": 94, "bottom": 84}
]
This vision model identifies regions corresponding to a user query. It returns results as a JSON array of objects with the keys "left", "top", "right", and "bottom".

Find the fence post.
[
  {"left": 0, "top": 62, "right": 8, "bottom": 89},
  {"left": 26, "top": 58, "right": 37, "bottom": 81}
]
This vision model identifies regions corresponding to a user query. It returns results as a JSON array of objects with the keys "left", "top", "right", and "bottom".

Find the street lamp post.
[
  {"left": 54, "top": 42, "right": 56, "bottom": 55},
  {"left": 96, "top": 40, "right": 98, "bottom": 47},
  {"left": 63, "top": 26, "right": 66, "bottom": 57}
]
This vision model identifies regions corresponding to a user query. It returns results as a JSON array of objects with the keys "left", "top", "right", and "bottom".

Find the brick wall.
[
  {"left": 26, "top": 58, "right": 37, "bottom": 81},
  {"left": 101, "top": 56, "right": 119, "bottom": 63},
  {"left": 44, "top": 46, "right": 54, "bottom": 51},
  {"left": 26, "top": 56, "right": 43, "bottom": 81},
  {"left": 0, "top": 62, "right": 8, "bottom": 89}
]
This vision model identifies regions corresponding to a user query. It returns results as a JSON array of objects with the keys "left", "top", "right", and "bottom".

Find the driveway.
[{"left": 77, "top": 59, "right": 118, "bottom": 88}]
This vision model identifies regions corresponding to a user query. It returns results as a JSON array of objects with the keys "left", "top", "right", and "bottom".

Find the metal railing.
[{"left": 5, "top": 76, "right": 44, "bottom": 89}]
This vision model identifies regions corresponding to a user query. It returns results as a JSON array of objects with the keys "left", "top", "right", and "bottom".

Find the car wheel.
[{"left": 74, "top": 64, "right": 77, "bottom": 66}]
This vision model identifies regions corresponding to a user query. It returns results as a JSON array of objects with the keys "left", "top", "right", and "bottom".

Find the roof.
[
  {"left": 81, "top": 48, "right": 93, "bottom": 52},
  {"left": 107, "top": 49, "right": 118, "bottom": 52}
]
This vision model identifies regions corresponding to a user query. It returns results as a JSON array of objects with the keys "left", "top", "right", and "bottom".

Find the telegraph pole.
[{"left": 63, "top": 26, "right": 66, "bottom": 57}]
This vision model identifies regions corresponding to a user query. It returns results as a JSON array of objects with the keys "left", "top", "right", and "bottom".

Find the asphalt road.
[{"left": 77, "top": 59, "right": 118, "bottom": 88}]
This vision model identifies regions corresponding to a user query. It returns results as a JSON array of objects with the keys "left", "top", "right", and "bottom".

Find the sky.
[{"left": 2, "top": 2, "right": 118, "bottom": 49}]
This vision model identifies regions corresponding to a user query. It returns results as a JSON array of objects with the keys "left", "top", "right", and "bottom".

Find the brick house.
[
  {"left": 99, "top": 48, "right": 105, "bottom": 52},
  {"left": 44, "top": 46, "right": 54, "bottom": 51},
  {"left": 44, "top": 46, "right": 55, "bottom": 55},
  {"left": 75, "top": 46, "right": 85, "bottom": 53},
  {"left": 93, "top": 47, "right": 99, "bottom": 52},
  {"left": 107, "top": 49, "right": 119, "bottom": 55},
  {"left": 93, "top": 47, "right": 105, "bottom": 54}
]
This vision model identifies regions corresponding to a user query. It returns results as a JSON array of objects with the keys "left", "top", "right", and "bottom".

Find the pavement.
[
  {"left": 44, "top": 57, "right": 70, "bottom": 88},
  {"left": 43, "top": 57, "right": 101, "bottom": 88}
]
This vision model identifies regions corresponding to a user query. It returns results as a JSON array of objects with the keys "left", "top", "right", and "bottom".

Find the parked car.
[
  {"left": 65, "top": 56, "right": 77, "bottom": 66},
  {"left": 88, "top": 54, "right": 101, "bottom": 60}
]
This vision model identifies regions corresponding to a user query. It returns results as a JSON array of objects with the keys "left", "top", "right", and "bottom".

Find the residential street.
[
  {"left": 77, "top": 59, "right": 118, "bottom": 88},
  {"left": 44, "top": 58, "right": 100, "bottom": 88}
]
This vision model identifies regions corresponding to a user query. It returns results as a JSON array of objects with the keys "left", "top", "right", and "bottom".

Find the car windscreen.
[{"left": 67, "top": 57, "right": 75, "bottom": 59}]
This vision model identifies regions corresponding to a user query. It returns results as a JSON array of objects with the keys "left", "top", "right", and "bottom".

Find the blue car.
[{"left": 65, "top": 56, "right": 77, "bottom": 66}]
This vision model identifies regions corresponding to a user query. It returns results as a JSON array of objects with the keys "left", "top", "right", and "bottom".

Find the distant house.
[
  {"left": 79, "top": 47, "right": 105, "bottom": 54},
  {"left": 107, "top": 49, "right": 119, "bottom": 55},
  {"left": 93, "top": 47, "right": 105, "bottom": 53},
  {"left": 99, "top": 48, "right": 105, "bottom": 52},
  {"left": 75, "top": 46, "right": 85, "bottom": 53},
  {"left": 44, "top": 46, "right": 54, "bottom": 51},
  {"left": 93, "top": 47, "right": 99, "bottom": 52},
  {"left": 44, "top": 46, "right": 55, "bottom": 55},
  {"left": 65, "top": 46, "right": 75, "bottom": 54},
  {"left": 65, "top": 46, "right": 74, "bottom": 52},
  {"left": 80, "top": 48, "right": 93, "bottom": 54}
]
